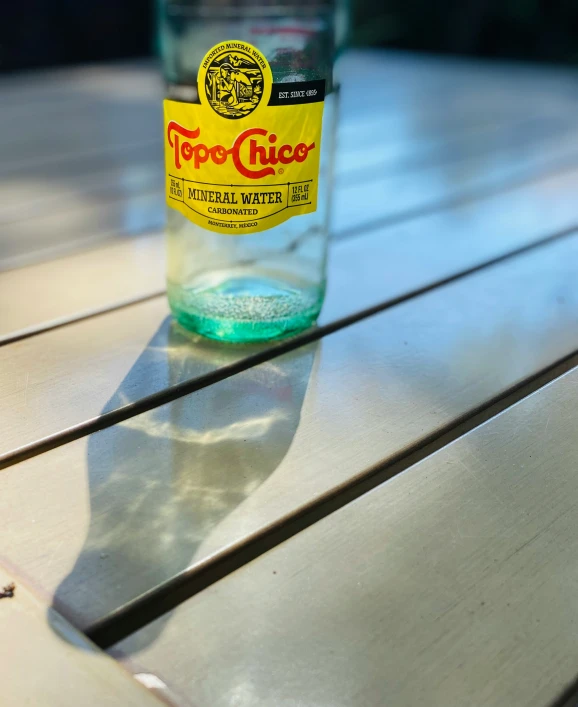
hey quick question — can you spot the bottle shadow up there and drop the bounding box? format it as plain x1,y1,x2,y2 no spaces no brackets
51,316,317,650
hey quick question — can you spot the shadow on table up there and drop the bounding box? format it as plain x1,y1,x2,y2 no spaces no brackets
51,316,317,650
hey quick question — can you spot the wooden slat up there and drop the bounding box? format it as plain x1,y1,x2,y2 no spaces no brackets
0,192,165,273
2,112,563,262
0,61,161,106
1,234,578,632
0,564,164,706
2,109,576,275
336,53,578,179
3,164,578,459
334,120,578,236
112,364,578,707
4,51,578,270
7,129,578,341
0,63,163,164
0,62,164,269
0,107,161,173
0,143,162,226
1,52,570,161
0,232,165,343
337,50,578,124
335,113,568,181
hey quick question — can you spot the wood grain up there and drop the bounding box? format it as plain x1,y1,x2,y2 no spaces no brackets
4,162,578,457
1,234,577,631
113,363,578,707
3,164,578,460
0,232,165,343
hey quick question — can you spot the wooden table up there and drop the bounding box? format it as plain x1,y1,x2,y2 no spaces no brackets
2,50,578,706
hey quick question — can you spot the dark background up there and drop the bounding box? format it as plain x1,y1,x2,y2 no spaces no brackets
1,0,155,72
2,0,578,73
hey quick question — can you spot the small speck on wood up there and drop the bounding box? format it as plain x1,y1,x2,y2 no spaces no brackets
0,583,15,599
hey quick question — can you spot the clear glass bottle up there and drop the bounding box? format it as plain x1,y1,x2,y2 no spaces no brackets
159,0,337,342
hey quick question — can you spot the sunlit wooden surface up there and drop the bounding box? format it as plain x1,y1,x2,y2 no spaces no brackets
113,366,578,707
0,563,164,706
2,233,578,631
2,50,578,706
4,167,578,460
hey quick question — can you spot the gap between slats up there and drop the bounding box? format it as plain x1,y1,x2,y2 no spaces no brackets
5,148,578,352
1,222,578,472
4,90,578,333
335,152,578,242
88,336,578,649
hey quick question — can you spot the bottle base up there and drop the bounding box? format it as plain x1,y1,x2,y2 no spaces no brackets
168,276,324,343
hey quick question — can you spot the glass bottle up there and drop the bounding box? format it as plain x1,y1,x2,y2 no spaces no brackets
159,0,337,342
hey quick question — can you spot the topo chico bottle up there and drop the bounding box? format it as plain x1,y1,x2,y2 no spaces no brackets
159,0,337,342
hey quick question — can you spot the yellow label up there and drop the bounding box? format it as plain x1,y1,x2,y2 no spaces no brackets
164,40,324,236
